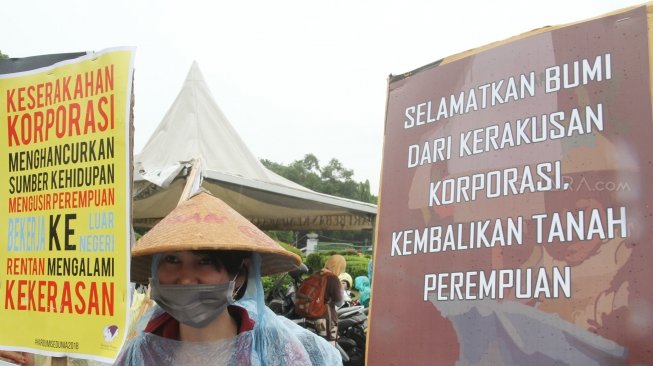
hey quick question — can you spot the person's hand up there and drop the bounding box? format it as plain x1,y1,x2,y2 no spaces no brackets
0,351,34,366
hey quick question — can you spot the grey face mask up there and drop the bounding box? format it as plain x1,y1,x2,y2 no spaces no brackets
150,276,238,328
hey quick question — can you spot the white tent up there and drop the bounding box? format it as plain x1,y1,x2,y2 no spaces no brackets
133,62,377,231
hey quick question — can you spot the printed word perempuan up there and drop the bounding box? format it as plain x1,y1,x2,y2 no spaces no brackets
423,266,571,301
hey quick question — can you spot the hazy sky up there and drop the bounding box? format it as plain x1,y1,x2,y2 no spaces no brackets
1,0,645,193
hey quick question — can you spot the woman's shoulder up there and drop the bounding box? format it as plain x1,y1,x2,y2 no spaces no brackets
318,270,339,281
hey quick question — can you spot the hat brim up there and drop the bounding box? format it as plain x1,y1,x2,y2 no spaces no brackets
130,191,301,283
131,250,300,283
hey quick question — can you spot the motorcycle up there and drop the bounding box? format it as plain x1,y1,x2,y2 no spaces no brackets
265,266,368,366
265,263,307,319
334,304,367,366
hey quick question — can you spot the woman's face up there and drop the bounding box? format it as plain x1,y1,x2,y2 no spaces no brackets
157,250,231,285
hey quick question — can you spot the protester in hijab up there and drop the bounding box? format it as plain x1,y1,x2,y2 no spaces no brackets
311,255,346,345
354,276,371,308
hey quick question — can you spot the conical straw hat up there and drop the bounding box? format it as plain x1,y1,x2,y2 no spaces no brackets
131,190,301,283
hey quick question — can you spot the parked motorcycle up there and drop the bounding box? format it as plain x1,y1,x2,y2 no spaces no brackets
334,305,367,366
265,265,368,366
265,263,307,319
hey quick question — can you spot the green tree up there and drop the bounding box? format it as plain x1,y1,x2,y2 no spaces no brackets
261,154,376,204
266,230,295,243
261,154,376,248
0,50,9,59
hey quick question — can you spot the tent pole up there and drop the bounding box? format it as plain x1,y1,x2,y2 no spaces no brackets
178,158,203,205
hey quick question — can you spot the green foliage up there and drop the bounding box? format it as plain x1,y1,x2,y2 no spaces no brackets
266,230,295,244
278,241,302,257
261,275,277,294
343,254,371,280
261,154,377,204
317,242,370,253
262,267,301,299
261,241,304,294
304,253,324,273
0,50,8,59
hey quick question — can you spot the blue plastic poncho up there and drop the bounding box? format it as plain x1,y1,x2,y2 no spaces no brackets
115,253,342,366
354,276,370,308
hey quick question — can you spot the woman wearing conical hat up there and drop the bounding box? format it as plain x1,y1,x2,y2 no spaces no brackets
116,191,341,365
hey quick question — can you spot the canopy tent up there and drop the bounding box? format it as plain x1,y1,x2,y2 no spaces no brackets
133,62,377,231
